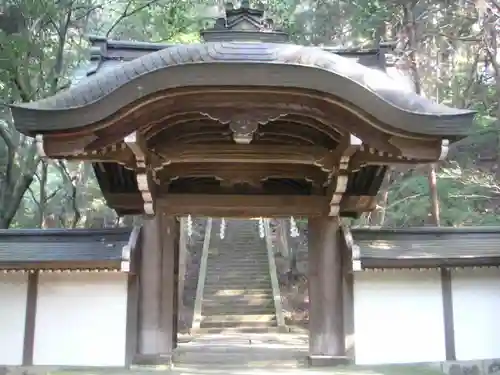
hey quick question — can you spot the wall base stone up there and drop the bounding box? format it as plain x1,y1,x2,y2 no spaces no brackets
3,359,500,375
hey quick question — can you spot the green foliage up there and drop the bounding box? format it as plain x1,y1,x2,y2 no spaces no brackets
1,0,500,228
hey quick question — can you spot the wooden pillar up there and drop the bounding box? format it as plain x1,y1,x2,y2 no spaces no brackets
342,227,355,360
177,217,188,313
307,216,348,366
137,213,179,365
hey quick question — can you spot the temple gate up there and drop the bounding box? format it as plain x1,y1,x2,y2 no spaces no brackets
9,1,474,366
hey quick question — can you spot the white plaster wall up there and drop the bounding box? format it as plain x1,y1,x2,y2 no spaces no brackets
34,272,128,367
452,268,500,361
0,273,28,365
354,270,445,365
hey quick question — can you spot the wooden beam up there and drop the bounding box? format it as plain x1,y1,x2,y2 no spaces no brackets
340,195,377,213
105,192,378,217
157,194,329,217
157,162,328,185
389,136,444,160
125,131,157,215
349,151,428,170
42,133,97,157
154,144,331,169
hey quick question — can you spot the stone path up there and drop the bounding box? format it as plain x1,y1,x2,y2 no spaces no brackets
174,332,308,368
18,333,446,375
171,333,444,375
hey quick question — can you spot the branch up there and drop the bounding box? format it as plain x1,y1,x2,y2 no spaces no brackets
105,0,161,37
0,124,14,151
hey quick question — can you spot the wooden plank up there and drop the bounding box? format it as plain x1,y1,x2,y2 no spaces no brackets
341,225,356,360
22,271,39,366
125,273,139,366
158,162,328,185
155,144,328,166
157,194,329,217
441,267,456,361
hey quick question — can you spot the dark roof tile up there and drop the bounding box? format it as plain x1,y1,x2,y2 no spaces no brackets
351,227,500,267
0,228,131,266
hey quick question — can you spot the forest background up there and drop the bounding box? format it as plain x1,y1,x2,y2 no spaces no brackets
0,0,498,229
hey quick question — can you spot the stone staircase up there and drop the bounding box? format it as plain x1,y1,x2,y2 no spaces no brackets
198,218,277,333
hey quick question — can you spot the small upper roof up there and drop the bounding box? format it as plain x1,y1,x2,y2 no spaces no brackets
0,227,132,270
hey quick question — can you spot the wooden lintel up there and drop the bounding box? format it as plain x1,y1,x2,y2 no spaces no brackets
104,192,377,216
157,194,329,217
157,162,328,185
64,151,135,165
154,144,329,168
42,133,98,157
388,136,442,160
340,195,377,213
350,151,430,170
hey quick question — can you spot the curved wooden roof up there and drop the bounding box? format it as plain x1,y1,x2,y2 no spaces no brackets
11,42,474,137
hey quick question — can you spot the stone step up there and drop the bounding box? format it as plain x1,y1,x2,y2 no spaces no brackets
204,280,272,285
207,258,268,262
207,257,268,262
201,294,274,302
202,296,274,303
202,314,276,324
204,277,269,282
207,259,269,273
205,268,270,274
205,274,268,279
204,280,271,285
202,308,275,316
202,304,274,312
206,264,269,270
200,320,277,329
203,290,273,299
203,288,273,295
202,301,275,309
207,254,268,259
173,347,305,367
189,326,285,335
204,284,272,290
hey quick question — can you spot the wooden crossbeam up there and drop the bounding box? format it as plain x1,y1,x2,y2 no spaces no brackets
157,194,329,217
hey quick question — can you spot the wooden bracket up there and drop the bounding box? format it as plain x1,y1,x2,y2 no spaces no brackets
439,139,449,161
35,135,47,159
326,134,362,216
125,131,157,215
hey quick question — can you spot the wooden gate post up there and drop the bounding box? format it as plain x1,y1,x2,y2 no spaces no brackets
307,216,349,366
137,213,178,365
